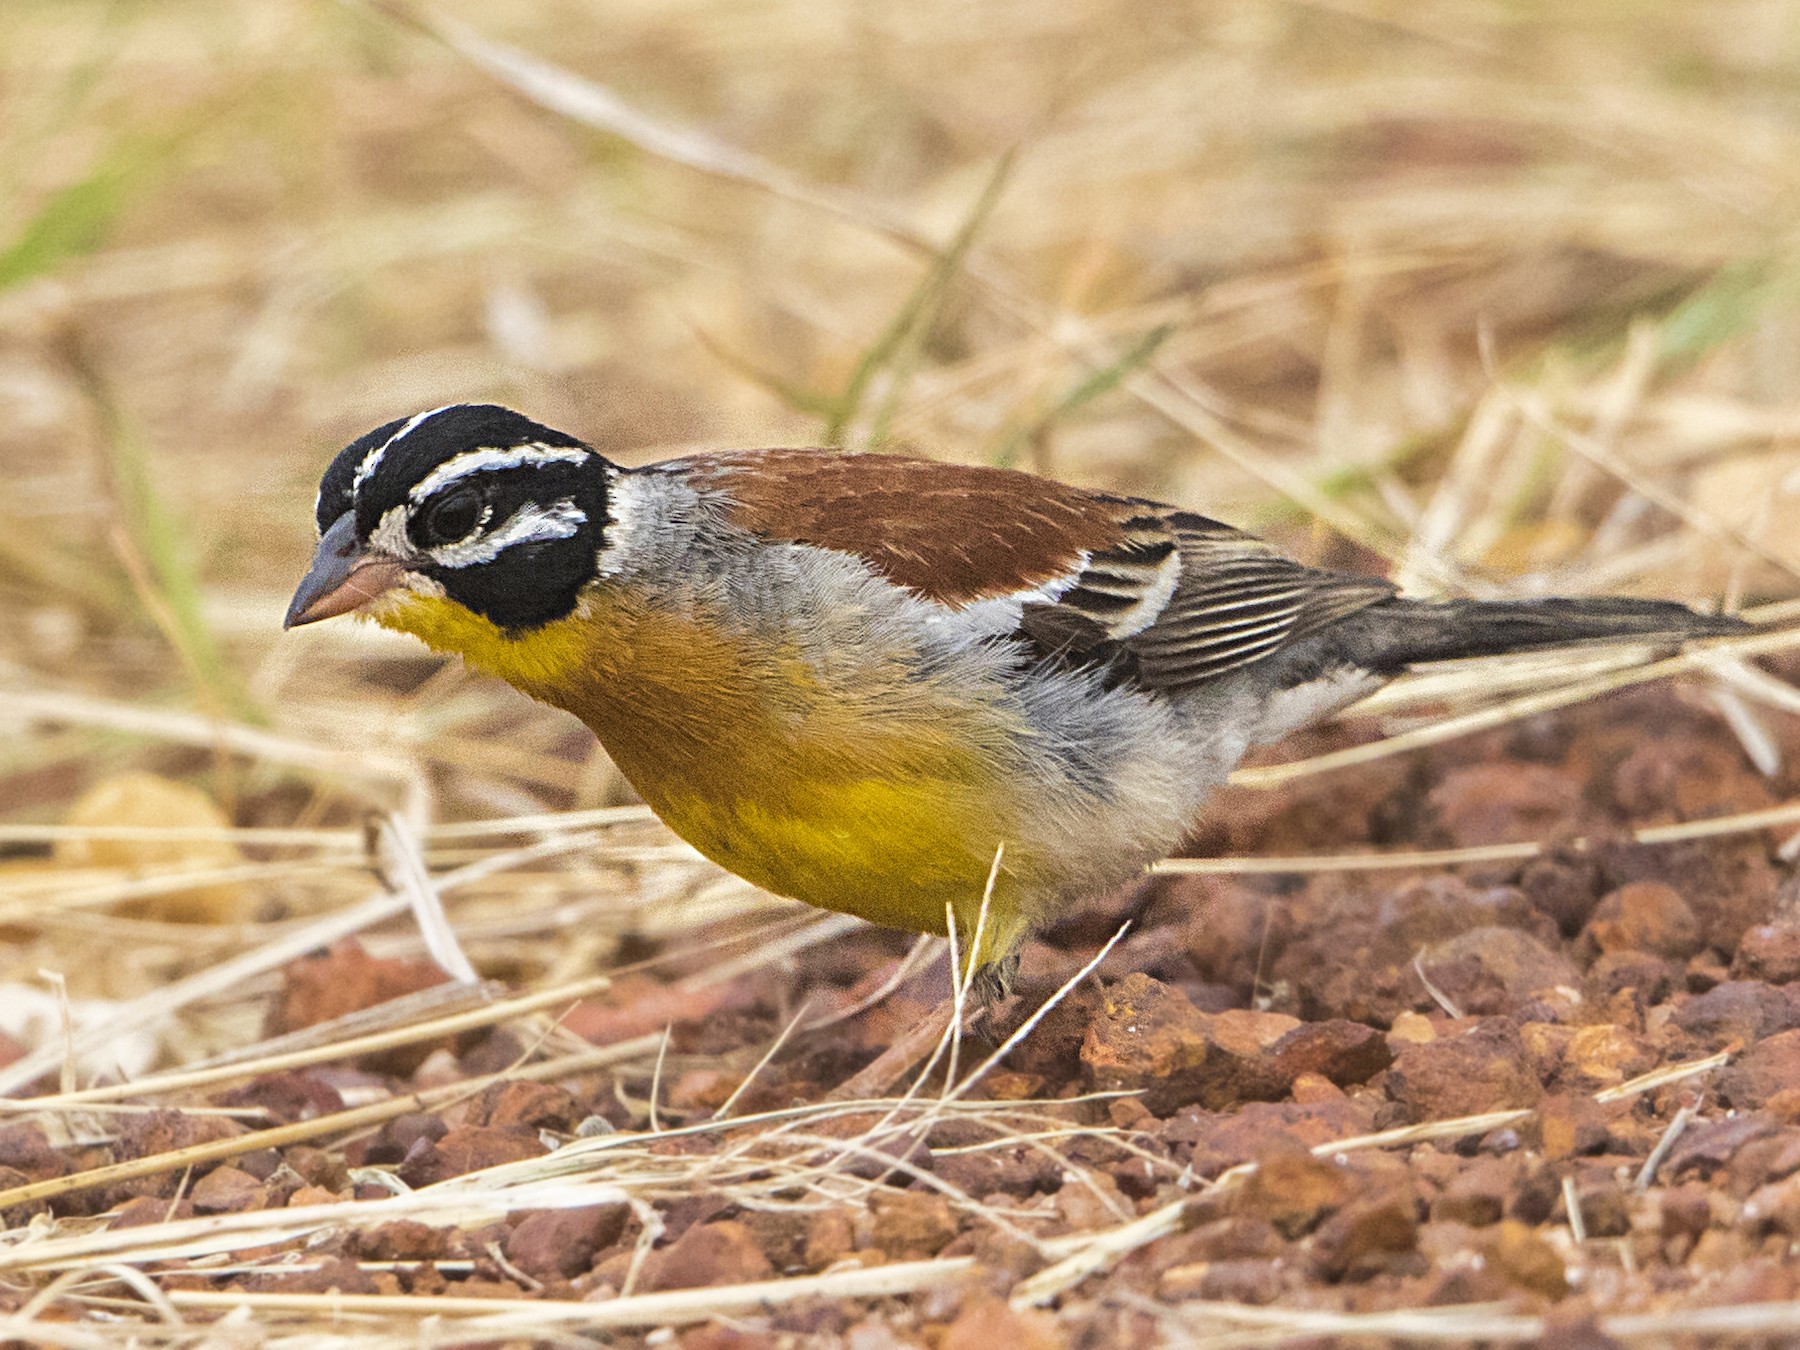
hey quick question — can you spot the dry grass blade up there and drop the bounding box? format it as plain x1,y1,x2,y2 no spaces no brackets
369,0,926,252
1156,798,1800,876
0,1038,661,1218
1231,624,1800,790
156,1259,978,1330
1142,1295,1800,1345
11,972,613,1108
0,828,616,1098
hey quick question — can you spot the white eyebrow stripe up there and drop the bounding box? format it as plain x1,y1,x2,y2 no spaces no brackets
353,404,464,496
409,444,591,503
427,499,587,568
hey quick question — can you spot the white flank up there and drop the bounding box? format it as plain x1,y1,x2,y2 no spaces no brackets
409,443,591,502
1254,667,1383,745
428,499,587,568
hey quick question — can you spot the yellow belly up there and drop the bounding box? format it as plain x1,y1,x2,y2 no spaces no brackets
369,587,1037,956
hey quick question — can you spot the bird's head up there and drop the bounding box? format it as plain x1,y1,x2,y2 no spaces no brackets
286,405,615,643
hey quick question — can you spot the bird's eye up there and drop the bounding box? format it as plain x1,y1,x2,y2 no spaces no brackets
422,489,484,544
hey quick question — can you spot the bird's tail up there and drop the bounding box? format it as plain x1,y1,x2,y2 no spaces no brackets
1363,595,1748,673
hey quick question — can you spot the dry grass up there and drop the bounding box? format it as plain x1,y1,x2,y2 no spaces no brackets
6,0,1800,1341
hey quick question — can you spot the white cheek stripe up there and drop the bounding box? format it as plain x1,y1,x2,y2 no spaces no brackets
409,444,591,503
428,499,587,568
370,505,419,561
353,404,464,497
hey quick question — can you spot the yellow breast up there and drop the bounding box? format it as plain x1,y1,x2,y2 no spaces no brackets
368,587,1037,959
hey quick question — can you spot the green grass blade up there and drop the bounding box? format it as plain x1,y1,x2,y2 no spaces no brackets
823,149,1016,447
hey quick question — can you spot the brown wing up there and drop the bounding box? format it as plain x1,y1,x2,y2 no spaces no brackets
676,448,1396,691
675,448,1123,605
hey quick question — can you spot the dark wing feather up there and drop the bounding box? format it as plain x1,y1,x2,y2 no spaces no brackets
1024,509,1397,692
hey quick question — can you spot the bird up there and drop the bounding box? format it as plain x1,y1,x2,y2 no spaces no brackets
286,403,1748,999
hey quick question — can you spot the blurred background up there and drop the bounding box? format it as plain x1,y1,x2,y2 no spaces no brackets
4,0,1800,1014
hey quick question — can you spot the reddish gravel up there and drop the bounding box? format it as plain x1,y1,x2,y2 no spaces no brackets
5,677,1800,1344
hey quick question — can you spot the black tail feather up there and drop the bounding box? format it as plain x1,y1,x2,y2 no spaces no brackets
1365,595,1748,673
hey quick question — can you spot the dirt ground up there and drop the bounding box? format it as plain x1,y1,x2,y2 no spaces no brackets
7,668,1800,1346
7,0,1800,1344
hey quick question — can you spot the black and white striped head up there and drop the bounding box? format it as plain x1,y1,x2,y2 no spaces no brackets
287,405,614,632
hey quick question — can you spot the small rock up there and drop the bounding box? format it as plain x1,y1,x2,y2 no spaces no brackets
118,1109,248,1161
1613,737,1775,823
1584,950,1676,1005
940,1297,1065,1350
1387,1011,1436,1046
219,1072,345,1125
352,1220,453,1262
107,1111,249,1202
1417,927,1579,1015
1264,1020,1393,1089
1569,1180,1631,1238
1734,923,1800,984
1658,1181,1713,1243
1489,1219,1569,1298
741,1210,812,1274
1675,982,1800,1045
1429,763,1586,847
241,1255,379,1295
1290,1073,1346,1104
1310,1195,1419,1281
668,1068,737,1115
395,1125,547,1187
1581,882,1701,960
108,1196,189,1228
1385,1022,1544,1121
1536,1094,1611,1160
1720,1031,1800,1111
1664,1115,1778,1180
190,1166,265,1214
1518,852,1608,936
0,1123,67,1180
1159,1257,1284,1303
868,1190,957,1260
505,1204,628,1280
56,772,247,923
282,1145,348,1193
805,1207,857,1271
0,1165,46,1224
641,1220,774,1291
468,1081,582,1133
353,1112,448,1168
1080,973,1298,1113
269,940,448,1069
1562,1024,1653,1091
1232,1145,1354,1237
1172,1098,1375,1177
1431,1155,1515,1226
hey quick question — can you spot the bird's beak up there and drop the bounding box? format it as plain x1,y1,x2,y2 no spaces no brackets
284,513,407,629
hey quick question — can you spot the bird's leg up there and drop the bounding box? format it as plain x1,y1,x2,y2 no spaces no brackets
826,949,1020,1100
